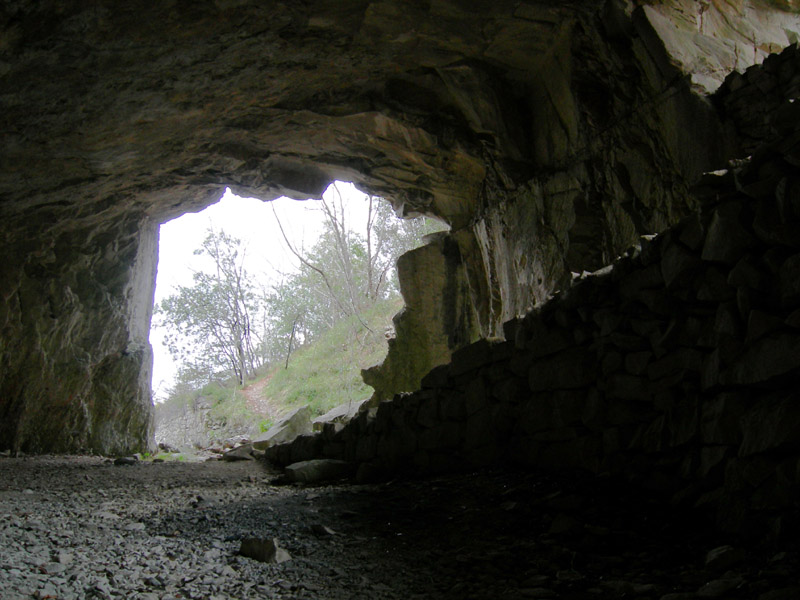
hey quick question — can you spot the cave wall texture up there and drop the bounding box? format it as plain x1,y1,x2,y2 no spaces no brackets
1,0,800,460
267,47,800,539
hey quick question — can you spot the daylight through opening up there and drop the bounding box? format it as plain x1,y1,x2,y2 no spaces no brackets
150,182,447,455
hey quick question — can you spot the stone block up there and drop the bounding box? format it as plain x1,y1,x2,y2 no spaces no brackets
701,393,746,445
420,364,450,389
697,266,736,302
536,435,602,472
714,302,743,338
581,389,606,431
516,396,554,434
661,242,703,289
728,254,766,290
528,329,573,359
635,289,674,316
697,446,730,480
450,338,491,377
285,459,355,483
663,397,699,447
746,310,785,342
701,202,756,265
739,395,800,457
465,377,489,416
531,427,578,443
778,252,800,308
312,398,368,432
464,407,496,449
289,434,324,464
604,373,651,401
719,333,800,386
529,348,596,391
646,348,703,380
678,213,706,251
441,422,462,449
440,392,468,421
601,350,623,376
491,376,526,405
355,434,378,462
252,406,313,450
593,309,623,336
416,397,439,428
624,350,652,375
322,442,344,459
610,331,648,351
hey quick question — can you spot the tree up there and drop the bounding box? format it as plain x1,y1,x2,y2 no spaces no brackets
267,190,447,365
155,229,262,386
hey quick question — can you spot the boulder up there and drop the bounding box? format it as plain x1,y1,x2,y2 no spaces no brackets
312,398,369,432
222,444,255,461
284,459,355,483
252,407,313,451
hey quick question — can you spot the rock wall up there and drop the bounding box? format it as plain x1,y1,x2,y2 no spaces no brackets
265,89,800,538
0,209,157,454
1,0,799,453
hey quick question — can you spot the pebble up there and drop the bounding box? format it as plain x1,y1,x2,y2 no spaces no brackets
0,456,797,600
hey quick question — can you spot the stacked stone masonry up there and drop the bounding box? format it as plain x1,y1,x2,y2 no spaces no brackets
267,54,800,539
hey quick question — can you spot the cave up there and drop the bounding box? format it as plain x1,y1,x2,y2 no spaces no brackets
3,0,800,561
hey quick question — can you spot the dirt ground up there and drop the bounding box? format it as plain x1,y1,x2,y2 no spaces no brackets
0,455,798,600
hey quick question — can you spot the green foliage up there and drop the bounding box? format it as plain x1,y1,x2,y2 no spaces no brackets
155,188,448,440
258,418,274,432
257,296,403,416
155,229,263,386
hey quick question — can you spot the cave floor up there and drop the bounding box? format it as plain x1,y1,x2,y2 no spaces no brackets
0,456,797,600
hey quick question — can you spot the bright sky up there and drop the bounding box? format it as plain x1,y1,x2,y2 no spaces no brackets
149,182,372,401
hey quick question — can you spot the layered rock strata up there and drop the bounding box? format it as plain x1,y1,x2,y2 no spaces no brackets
265,83,800,538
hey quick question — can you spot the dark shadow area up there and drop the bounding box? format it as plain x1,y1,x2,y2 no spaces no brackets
2,457,799,599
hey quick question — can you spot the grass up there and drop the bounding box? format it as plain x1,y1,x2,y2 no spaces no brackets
255,296,402,417
155,296,402,442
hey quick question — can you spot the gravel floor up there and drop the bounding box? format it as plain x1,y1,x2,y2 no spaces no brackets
0,455,798,600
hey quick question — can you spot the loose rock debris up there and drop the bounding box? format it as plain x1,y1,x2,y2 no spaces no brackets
0,455,798,599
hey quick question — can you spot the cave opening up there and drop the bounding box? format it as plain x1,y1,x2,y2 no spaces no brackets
150,181,447,454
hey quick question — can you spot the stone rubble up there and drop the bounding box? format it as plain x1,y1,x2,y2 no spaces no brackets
1,455,799,600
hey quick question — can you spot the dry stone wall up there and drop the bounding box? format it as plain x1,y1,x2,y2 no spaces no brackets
266,95,800,539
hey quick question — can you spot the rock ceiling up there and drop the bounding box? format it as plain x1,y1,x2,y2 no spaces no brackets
2,0,800,453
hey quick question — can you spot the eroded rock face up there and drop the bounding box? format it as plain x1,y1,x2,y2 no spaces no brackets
1,0,798,452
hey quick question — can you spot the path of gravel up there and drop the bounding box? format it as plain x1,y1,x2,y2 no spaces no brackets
0,455,798,600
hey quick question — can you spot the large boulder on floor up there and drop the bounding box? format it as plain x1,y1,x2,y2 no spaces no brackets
252,407,313,450
284,459,355,483
312,398,369,432
222,444,255,461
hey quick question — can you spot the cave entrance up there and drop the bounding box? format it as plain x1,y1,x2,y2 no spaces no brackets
150,182,444,454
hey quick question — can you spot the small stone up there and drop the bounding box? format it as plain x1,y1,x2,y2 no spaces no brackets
696,575,744,598
284,459,355,483
239,537,292,564
310,524,337,537
705,545,745,571
222,444,254,461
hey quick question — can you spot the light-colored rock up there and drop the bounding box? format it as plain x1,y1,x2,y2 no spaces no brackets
222,444,254,461
252,407,312,451
238,537,292,564
312,398,369,432
284,459,355,483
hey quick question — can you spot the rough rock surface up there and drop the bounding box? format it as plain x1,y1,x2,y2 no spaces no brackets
4,0,797,453
252,406,313,451
2,455,799,600
266,49,800,539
